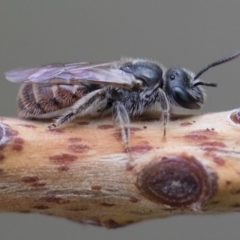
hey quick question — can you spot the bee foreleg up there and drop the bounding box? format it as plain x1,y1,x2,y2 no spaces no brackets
48,89,106,129
112,101,131,152
157,88,170,137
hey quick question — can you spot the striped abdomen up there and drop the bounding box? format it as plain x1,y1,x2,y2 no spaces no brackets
17,82,89,118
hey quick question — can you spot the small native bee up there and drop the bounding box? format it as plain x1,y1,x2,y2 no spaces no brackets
5,50,240,149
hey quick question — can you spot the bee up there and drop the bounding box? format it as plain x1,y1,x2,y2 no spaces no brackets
5,50,240,149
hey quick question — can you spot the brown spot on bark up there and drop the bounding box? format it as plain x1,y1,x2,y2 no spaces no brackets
113,127,141,140
48,129,64,134
12,144,23,151
231,203,240,208
22,176,39,183
14,137,24,144
230,109,240,124
204,147,221,152
49,154,77,164
0,154,5,161
98,124,114,129
180,122,192,126
100,202,115,207
200,141,226,148
126,164,134,171
212,155,225,166
9,130,19,136
112,130,121,141
130,141,153,153
143,126,147,129
58,165,70,171
68,144,90,153
184,129,217,142
67,206,88,211
130,127,142,132
20,124,37,129
226,180,231,185
33,205,49,210
137,155,218,208
40,195,69,204
102,219,121,228
0,168,4,174
91,185,102,191
129,196,139,203
77,121,89,125
68,137,82,142
205,151,225,166
184,133,208,141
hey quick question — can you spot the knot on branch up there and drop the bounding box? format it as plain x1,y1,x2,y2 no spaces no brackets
137,155,218,210
230,109,240,125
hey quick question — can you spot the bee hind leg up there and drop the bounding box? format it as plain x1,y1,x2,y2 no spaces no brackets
48,89,106,129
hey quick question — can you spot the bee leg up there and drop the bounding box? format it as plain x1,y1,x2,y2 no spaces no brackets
48,89,106,129
112,101,133,162
157,88,170,137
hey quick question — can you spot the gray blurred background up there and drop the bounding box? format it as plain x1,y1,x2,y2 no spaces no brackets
1,1,240,239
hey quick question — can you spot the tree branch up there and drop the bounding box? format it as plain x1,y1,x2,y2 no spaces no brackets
0,109,240,228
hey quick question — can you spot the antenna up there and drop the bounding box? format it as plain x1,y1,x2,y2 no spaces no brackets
194,50,240,80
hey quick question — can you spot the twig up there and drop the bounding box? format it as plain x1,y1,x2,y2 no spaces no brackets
0,109,240,228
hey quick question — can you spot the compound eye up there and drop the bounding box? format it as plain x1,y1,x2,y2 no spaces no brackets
172,87,200,109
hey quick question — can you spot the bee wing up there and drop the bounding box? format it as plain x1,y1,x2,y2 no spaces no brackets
5,61,141,89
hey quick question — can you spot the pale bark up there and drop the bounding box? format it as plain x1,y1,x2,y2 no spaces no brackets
0,109,240,228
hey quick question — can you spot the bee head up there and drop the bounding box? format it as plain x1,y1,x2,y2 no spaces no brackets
165,49,240,109
164,68,216,109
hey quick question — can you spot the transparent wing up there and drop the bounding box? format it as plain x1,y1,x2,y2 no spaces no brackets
5,61,141,89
